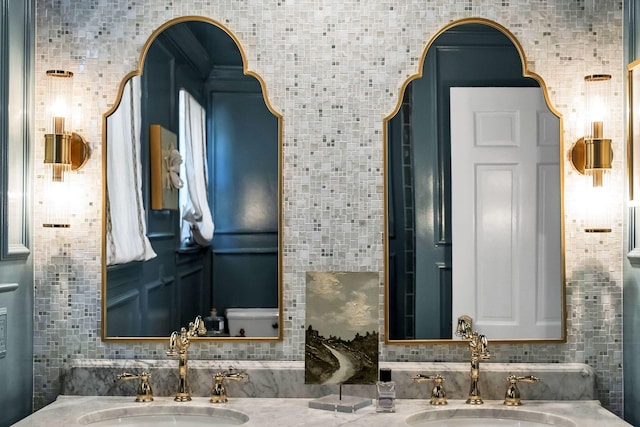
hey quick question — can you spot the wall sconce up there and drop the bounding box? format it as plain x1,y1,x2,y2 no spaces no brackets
43,70,90,228
569,74,613,233
44,69,90,182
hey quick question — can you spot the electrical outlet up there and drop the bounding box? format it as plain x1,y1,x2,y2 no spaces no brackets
0,307,6,358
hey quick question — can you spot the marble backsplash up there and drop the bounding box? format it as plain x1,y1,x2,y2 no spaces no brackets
61,360,595,403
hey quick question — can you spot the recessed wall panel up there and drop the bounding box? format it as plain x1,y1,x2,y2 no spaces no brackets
475,165,517,322
537,163,562,325
474,111,519,147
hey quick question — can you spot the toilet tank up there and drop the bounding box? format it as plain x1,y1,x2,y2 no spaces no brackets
225,308,279,337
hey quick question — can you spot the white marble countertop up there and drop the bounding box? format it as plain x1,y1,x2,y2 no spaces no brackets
12,396,631,426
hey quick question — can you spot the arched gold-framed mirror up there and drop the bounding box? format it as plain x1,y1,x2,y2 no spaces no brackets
384,18,566,344
101,16,283,342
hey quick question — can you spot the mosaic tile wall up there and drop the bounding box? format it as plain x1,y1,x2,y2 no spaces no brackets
33,0,625,416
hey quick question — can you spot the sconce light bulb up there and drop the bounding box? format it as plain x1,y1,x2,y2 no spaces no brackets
584,74,612,136
46,69,74,134
42,168,72,228
582,167,612,233
51,99,69,124
587,99,606,126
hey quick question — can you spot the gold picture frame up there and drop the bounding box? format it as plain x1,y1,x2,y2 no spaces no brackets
149,124,180,210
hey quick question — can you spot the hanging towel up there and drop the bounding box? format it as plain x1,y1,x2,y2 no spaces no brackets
179,89,214,246
106,76,157,265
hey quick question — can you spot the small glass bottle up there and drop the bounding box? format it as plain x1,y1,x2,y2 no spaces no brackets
204,308,225,335
376,368,396,412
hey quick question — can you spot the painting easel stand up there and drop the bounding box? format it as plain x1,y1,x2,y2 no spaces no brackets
308,384,372,413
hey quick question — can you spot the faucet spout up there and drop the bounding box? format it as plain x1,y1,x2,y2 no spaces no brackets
455,315,490,405
166,315,206,402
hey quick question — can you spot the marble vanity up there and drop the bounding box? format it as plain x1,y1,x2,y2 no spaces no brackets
11,360,627,426
13,396,629,426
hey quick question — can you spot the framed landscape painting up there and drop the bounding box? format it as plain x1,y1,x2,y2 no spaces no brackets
304,272,379,385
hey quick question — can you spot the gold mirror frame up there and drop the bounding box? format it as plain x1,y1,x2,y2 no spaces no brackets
101,16,283,342
627,59,640,204
627,59,640,259
383,17,567,344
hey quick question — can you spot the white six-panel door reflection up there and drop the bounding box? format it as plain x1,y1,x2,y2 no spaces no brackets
450,87,562,340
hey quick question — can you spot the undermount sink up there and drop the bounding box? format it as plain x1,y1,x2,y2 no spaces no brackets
407,418,557,427
405,408,576,427
77,405,249,426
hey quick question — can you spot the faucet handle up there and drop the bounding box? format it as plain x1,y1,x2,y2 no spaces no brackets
225,371,247,381
117,372,154,402
504,374,540,406
411,373,447,405
210,370,247,403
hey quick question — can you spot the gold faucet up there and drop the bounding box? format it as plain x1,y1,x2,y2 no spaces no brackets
210,370,247,403
455,315,491,405
166,315,207,401
117,372,154,402
411,373,447,405
504,375,540,406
